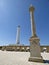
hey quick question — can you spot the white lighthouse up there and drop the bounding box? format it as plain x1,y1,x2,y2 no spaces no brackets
16,25,20,45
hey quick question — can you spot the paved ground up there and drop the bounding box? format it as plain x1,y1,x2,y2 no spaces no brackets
0,50,49,65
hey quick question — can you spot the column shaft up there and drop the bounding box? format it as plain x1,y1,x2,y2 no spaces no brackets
30,11,36,36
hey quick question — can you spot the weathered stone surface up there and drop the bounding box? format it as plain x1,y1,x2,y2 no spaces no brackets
29,5,43,62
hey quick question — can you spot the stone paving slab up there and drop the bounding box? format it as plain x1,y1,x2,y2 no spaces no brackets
0,50,49,65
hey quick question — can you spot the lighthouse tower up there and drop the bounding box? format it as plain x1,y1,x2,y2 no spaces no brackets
16,25,20,45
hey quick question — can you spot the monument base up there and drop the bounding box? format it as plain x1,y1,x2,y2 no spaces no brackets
29,57,43,63
28,36,44,63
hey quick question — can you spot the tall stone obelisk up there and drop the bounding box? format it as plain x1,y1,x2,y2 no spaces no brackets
28,5,43,62
16,25,20,45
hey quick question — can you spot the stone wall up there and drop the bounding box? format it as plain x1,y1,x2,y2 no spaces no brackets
0,45,49,52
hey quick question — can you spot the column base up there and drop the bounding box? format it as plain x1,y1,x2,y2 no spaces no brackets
28,57,44,63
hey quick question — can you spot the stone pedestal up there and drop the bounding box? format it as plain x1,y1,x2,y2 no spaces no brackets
29,36,43,62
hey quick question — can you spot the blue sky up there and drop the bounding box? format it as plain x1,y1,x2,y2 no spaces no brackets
0,0,49,46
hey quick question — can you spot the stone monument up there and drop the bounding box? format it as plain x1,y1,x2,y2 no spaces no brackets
28,5,43,62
